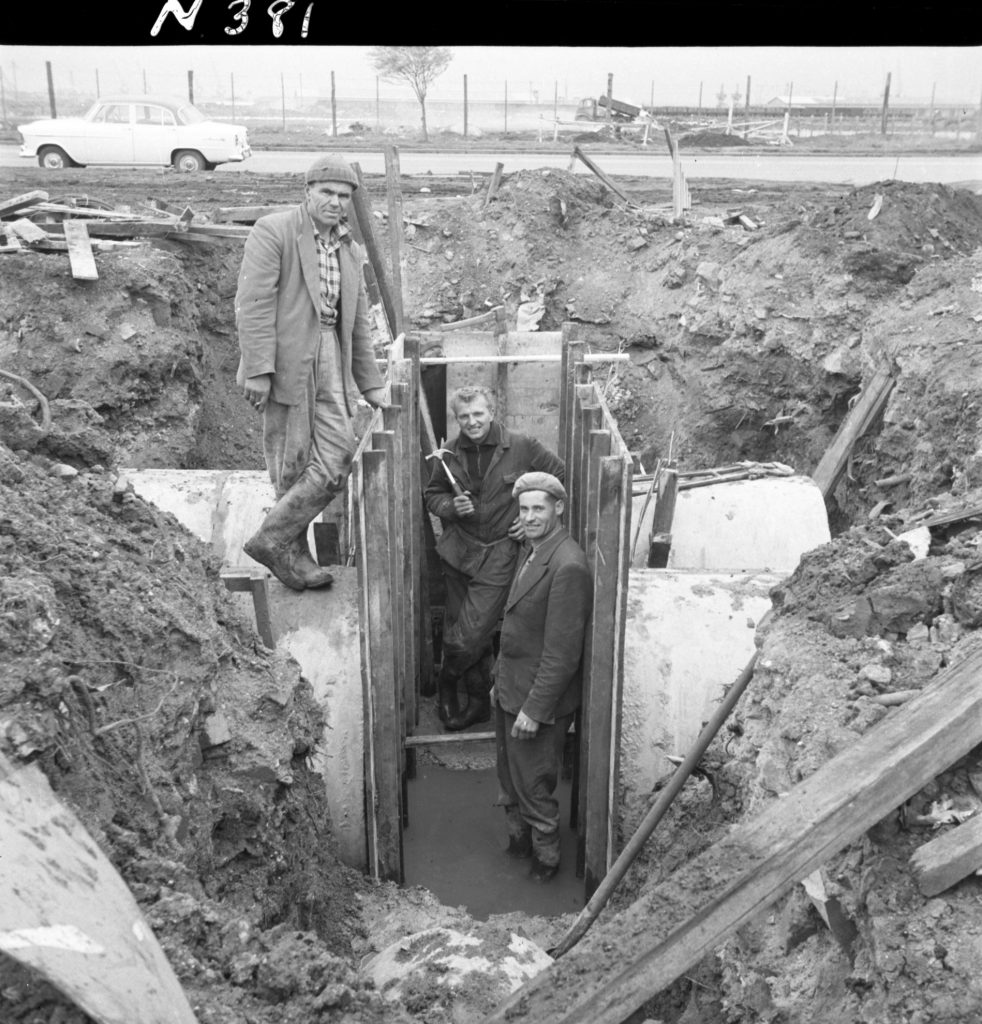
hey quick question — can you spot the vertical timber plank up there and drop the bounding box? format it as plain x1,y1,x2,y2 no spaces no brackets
583,455,631,897
574,392,601,547
362,448,404,883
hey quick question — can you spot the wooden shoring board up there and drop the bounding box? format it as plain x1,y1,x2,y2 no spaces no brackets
352,162,399,341
62,219,98,281
489,645,982,1024
558,327,583,466
563,350,588,541
575,428,611,878
384,146,406,336
385,393,418,739
359,448,404,882
588,378,631,457
648,468,679,568
574,390,601,547
812,365,895,497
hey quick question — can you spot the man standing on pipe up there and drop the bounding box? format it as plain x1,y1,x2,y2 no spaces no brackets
424,386,564,731
235,154,388,590
495,472,591,881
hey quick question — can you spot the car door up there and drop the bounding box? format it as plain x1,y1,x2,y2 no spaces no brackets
81,102,135,164
132,103,177,165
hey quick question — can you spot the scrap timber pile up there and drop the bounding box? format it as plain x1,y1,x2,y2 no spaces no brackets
2,158,982,1024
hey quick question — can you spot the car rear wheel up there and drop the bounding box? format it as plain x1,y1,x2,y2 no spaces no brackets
38,146,73,169
173,149,206,172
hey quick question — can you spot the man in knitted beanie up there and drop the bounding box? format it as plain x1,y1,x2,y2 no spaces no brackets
235,154,387,590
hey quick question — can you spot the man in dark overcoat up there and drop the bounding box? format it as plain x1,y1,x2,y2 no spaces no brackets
493,471,592,881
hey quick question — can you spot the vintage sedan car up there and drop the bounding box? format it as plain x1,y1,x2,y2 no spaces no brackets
18,95,251,171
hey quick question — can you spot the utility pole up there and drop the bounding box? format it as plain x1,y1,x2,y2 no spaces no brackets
230,72,235,119
95,68,100,97
187,69,194,104
830,80,838,134
280,72,285,130
143,69,148,94
46,61,56,119
504,80,508,134
606,72,613,122
880,71,891,135
698,81,703,114
375,75,380,131
463,74,469,138
745,74,751,113
0,68,6,128
929,81,936,136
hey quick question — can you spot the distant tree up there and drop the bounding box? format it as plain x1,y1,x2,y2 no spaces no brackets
369,46,453,142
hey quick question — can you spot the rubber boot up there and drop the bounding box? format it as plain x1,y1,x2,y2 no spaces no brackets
445,651,492,732
244,479,331,591
436,663,461,725
290,534,334,589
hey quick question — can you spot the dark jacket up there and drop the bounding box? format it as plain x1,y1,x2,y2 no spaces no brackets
424,424,565,575
234,205,384,411
494,527,592,724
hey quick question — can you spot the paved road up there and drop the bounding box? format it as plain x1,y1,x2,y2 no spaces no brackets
2,144,980,186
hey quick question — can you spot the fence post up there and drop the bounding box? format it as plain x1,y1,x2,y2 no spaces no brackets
331,70,337,137
45,61,56,119
880,71,891,135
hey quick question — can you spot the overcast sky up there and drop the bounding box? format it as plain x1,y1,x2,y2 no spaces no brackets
1,45,979,107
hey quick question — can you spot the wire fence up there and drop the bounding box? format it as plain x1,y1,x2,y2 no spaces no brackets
2,60,980,141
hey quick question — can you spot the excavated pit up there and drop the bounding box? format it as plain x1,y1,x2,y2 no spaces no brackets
3,164,982,1023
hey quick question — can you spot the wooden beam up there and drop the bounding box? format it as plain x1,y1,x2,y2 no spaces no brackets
572,147,630,204
812,365,896,497
909,811,982,897
351,161,399,340
220,569,274,648
489,644,982,1024
433,305,505,332
405,731,495,747
213,204,295,223
648,468,678,568
0,190,49,218
62,220,98,281
41,220,188,238
384,146,406,336
419,354,629,366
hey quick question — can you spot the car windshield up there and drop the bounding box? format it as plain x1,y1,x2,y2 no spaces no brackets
176,104,206,126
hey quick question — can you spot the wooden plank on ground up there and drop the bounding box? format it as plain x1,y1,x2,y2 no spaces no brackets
0,190,49,218
62,220,98,281
489,644,982,1024
6,218,49,243
812,365,895,497
909,811,982,897
42,220,188,238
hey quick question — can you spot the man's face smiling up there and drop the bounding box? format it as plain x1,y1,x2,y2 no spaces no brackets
454,397,493,444
519,490,563,544
306,179,352,232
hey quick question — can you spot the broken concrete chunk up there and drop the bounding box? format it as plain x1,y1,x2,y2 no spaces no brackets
859,664,893,687
48,463,79,479
696,261,722,288
202,711,232,748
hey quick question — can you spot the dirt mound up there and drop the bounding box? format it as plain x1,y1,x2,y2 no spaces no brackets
678,130,750,148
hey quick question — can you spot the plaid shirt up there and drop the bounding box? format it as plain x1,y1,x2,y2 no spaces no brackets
313,221,348,326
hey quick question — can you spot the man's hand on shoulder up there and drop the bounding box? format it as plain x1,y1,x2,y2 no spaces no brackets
362,387,389,410
507,515,526,541
244,374,272,414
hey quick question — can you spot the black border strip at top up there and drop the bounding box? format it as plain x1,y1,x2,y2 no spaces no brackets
2,4,980,47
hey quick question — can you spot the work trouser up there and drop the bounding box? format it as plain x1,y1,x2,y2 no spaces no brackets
495,703,574,867
262,328,356,507
440,536,518,681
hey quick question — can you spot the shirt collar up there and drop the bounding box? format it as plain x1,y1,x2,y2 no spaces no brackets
459,421,500,449
307,208,349,247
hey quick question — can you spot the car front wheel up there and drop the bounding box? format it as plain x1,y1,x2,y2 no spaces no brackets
173,149,206,172
38,146,73,169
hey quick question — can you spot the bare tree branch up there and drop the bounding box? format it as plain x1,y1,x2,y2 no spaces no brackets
369,46,453,142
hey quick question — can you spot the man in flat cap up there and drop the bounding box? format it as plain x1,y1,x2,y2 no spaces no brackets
493,471,591,882
235,154,387,589
424,385,564,731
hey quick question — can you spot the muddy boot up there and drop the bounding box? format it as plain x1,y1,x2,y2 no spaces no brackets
244,479,330,591
436,664,461,725
529,830,560,882
290,534,334,589
445,655,492,732
504,806,532,858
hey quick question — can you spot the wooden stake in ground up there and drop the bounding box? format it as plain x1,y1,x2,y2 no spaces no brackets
483,162,505,209
62,220,99,280
571,147,629,204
